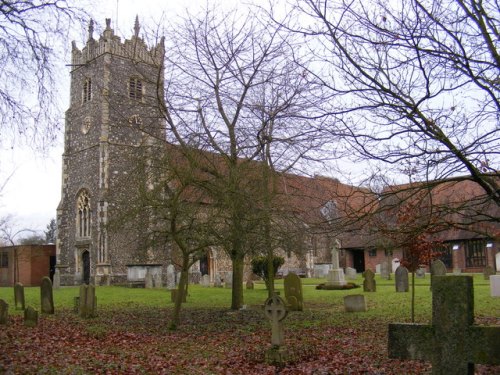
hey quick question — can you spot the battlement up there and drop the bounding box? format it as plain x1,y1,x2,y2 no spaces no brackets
71,17,164,69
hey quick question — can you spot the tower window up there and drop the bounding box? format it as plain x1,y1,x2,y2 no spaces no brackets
129,77,143,100
83,78,92,103
77,190,91,238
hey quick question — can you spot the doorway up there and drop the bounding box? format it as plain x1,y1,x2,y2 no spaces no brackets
352,250,365,273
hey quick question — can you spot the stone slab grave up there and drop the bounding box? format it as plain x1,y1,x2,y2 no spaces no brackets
264,293,289,364
284,272,303,311
166,265,176,289
344,294,367,312
363,269,376,292
345,267,357,280
395,265,409,292
389,276,500,375
14,282,25,310
490,275,500,297
0,299,8,324
79,284,96,318
40,276,54,314
416,267,426,279
430,260,447,291
24,306,38,327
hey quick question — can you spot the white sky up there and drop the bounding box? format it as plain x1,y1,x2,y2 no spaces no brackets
0,0,264,236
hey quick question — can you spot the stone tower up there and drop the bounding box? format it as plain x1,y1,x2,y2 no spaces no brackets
56,18,168,285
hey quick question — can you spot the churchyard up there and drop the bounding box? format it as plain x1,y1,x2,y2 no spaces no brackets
0,274,499,374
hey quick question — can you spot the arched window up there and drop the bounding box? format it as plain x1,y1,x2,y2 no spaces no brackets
77,190,91,238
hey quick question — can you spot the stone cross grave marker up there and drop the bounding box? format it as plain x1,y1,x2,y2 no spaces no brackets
430,259,446,291
79,284,96,318
14,282,25,310
395,265,409,292
40,276,54,314
388,276,500,375
264,293,288,346
284,272,303,311
24,306,38,327
363,269,376,292
0,299,8,325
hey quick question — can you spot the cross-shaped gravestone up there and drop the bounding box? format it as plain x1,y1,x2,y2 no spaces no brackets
389,276,500,375
264,293,288,346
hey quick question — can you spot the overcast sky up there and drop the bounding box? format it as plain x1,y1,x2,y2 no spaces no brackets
0,0,265,237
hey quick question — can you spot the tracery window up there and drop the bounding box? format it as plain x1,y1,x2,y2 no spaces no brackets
83,78,92,103
77,190,91,238
129,77,143,100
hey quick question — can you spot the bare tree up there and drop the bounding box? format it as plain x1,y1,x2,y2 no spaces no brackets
0,0,88,147
160,6,327,309
281,0,499,213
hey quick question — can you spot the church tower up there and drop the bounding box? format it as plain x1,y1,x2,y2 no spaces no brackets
56,18,168,285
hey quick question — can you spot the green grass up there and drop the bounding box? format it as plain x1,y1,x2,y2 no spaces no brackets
1,273,497,323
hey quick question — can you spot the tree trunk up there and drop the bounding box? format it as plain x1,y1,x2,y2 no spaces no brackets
170,260,189,330
231,253,245,310
411,271,415,323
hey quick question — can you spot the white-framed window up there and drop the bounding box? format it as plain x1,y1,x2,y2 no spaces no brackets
129,77,143,101
77,190,91,238
83,78,92,103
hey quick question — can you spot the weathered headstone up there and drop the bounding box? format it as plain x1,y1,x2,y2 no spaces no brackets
392,258,400,272
145,269,153,289
201,274,210,287
0,299,8,324
24,306,38,327
40,276,54,314
395,266,409,292
430,260,447,291
166,265,176,289
264,293,289,364
79,284,96,318
224,272,233,289
153,273,162,288
363,269,376,292
380,262,390,280
213,273,222,288
416,267,426,279
490,275,500,297
453,268,462,275
53,267,61,289
483,265,495,280
343,294,367,312
284,272,303,311
246,280,254,290
389,276,500,374
176,272,181,286
14,282,25,310
345,267,357,280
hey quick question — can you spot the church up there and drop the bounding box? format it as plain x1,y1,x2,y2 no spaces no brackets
55,19,499,287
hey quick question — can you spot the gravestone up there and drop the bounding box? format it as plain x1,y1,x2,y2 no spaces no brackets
246,280,254,290
153,273,162,288
483,266,495,280
380,262,390,280
0,299,8,325
176,272,181,286
453,268,462,275
145,269,153,288
53,267,61,289
375,264,381,274
14,282,25,310
490,275,500,297
496,253,500,272
40,276,54,314
389,276,500,374
201,274,210,287
224,272,233,289
264,293,289,364
345,267,357,280
166,265,176,289
284,272,303,311
344,295,366,312
24,306,38,327
430,259,447,291
326,239,346,286
363,269,376,292
213,273,222,288
395,266,409,292
416,268,426,279
79,284,96,318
